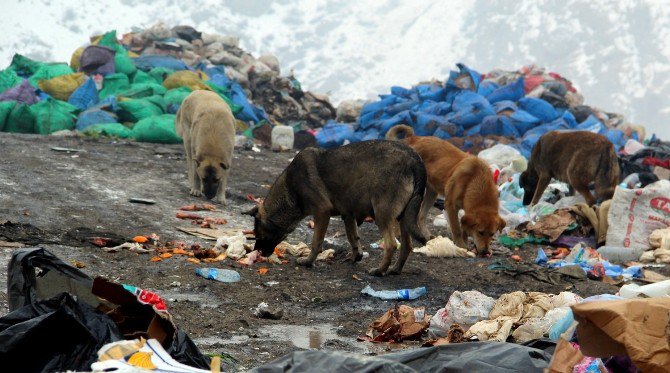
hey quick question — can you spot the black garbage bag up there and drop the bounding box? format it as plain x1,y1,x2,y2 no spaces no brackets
3,248,211,371
0,293,123,372
250,340,554,373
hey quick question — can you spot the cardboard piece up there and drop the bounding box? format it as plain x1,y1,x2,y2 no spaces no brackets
571,298,670,371
360,304,429,342
524,209,576,242
176,226,250,240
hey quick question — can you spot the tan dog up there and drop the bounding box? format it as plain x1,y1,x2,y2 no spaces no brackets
175,90,235,204
386,125,505,256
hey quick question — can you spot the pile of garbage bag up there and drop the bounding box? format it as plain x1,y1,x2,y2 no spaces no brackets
0,22,335,144
318,63,645,156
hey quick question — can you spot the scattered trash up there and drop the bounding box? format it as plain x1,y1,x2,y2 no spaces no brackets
102,242,153,253
359,304,430,342
50,146,83,153
360,285,426,300
412,236,475,258
128,197,156,205
619,279,670,298
179,203,217,211
195,267,240,283
429,291,496,337
253,302,284,320
258,267,269,275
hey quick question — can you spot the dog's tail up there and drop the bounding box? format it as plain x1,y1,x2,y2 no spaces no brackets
595,144,621,201
385,124,415,141
400,151,429,245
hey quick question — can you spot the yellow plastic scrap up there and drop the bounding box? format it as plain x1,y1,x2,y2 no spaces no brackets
70,47,85,70
37,72,87,101
97,339,144,361
162,70,211,91
127,351,156,370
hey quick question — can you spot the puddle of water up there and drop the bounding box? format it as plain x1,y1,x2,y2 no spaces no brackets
194,335,250,346
259,323,340,349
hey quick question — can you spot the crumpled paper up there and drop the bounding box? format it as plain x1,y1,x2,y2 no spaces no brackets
359,304,429,342
413,236,475,258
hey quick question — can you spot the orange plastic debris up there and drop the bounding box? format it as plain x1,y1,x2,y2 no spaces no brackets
159,253,173,259
510,254,522,262
133,236,149,243
171,248,191,256
150,257,162,262
258,267,269,275
273,247,284,258
186,258,201,264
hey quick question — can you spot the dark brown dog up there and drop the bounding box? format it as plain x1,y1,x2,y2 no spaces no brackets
519,131,620,206
243,140,428,276
386,125,505,256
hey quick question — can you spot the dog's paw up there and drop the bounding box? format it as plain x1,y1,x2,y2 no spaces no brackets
297,257,314,267
386,266,403,276
216,196,227,205
367,267,385,277
343,252,363,263
190,189,202,197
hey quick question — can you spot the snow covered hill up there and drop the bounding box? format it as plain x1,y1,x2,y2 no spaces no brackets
1,0,668,137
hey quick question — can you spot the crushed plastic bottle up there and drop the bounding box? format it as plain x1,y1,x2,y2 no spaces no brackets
361,285,426,300
195,267,240,283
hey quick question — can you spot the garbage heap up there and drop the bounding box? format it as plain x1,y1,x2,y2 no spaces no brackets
0,22,335,144
317,63,646,157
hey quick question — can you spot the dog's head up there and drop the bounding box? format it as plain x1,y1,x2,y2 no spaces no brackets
519,170,537,206
461,213,506,257
242,204,287,256
195,158,229,200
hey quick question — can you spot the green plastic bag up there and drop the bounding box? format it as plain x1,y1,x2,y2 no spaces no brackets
5,103,36,133
99,73,131,99
28,64,74,87
148,67,174,84
117,95,166,123
164,87,192,106
98,30,126,54
30,98,78,134
9,54,44,76
114,52,137,77
0,101,17,131
498,234,548,248
132,70,160,85
117,83,167,99
131,114,181,144
0,69,22,93
83,122,132,138
205,81,242,114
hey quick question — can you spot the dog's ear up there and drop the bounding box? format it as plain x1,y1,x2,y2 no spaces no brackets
242,205,259,217
461,214,476,229
497,217,506,232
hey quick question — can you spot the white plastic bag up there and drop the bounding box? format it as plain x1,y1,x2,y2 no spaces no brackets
429,290,496,337
478,144,524,170
215,234,247,260
619,280,670,298
512,307,570,343
606,180,670,250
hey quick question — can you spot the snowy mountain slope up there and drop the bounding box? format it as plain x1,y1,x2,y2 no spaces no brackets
1,0,668,137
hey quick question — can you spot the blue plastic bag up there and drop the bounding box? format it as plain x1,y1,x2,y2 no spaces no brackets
416,101,451,116
379,111,412,135
68,78,99,111
416,85,445,101
132,55,191,72
576,115,606,134
486,77,525,104
477,80,499,97
517,97,558,122
480,115,520,137
316,122,354,148
412,112,446,136
448,91,495,128
433,122,464,140
390,86,413,98
509,110,541,135
446,63,481,91
76,109,117,130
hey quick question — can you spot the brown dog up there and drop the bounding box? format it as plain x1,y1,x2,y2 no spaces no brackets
519,131,620,206
175,90,235,204
243,140,428,276
386,125,505,256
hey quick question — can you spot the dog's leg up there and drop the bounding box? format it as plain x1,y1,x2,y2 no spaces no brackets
418,187,438,239
387,224,412,275
297,212,329,267
184,140,202,197
530,174,551,205
446,206,466,248
343,215,363,262
215,172,228,205
369,223,396,276
573,183,596,206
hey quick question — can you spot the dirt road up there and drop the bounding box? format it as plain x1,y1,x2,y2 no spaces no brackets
0,133,618,369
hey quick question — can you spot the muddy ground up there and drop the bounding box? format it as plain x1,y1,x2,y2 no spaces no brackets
0,133,621,370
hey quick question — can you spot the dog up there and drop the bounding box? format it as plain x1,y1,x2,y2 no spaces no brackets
243,140,428,276
520,131,620,207
386,125,505,256
175,90,235,204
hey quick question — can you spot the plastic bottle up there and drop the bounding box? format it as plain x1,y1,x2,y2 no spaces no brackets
271,125,294,151
195,268,240,283
597,246,647,264
361,285,426,300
